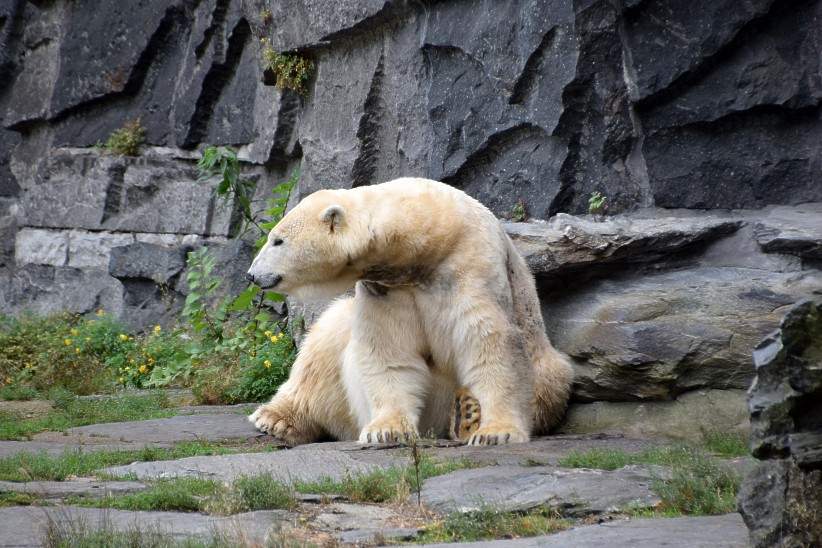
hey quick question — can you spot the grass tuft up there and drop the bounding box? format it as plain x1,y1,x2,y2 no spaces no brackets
418,506,569,543
0,392,176,440
702,431,749,457
294,454,476,504
558,445,741,516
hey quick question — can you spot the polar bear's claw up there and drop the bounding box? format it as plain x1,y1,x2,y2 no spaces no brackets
359,415,418,445
466,423,528,445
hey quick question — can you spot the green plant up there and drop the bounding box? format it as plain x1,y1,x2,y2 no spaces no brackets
260,38,313,95
588,191,607,216
102,119,145,156
652,449,740,515
260,8,273,25
510,200,527,222
185,147,298,403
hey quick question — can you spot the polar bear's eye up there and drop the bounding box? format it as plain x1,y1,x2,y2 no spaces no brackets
272,238,284,246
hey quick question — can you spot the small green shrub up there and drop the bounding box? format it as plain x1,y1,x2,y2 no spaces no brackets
510,200,527,222
102,119,145,156
588,191,607,216
0,312,131,395
260,38,313,95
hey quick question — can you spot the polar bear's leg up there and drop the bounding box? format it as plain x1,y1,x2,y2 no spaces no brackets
346,283,431,444
249,298,359,444
454,300,534,445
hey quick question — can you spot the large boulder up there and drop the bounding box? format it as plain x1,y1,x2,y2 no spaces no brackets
739,299,822,547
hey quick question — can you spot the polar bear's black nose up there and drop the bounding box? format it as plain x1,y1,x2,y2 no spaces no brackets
270,275,282,288
246,272,255,283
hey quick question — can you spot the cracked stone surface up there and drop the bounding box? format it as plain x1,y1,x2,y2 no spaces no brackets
419,464,664,516
66,413,261,444
0,479,147,499
99,435,659,482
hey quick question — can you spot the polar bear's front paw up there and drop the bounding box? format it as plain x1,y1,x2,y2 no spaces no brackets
358,414,418,444
249,401,304,446
466,422,528,446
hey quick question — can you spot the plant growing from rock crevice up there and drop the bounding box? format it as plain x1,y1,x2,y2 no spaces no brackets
588,191,607,217
259,37,314,95
101,119,146,156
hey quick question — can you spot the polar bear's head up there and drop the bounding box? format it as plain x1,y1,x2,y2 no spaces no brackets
246,189,367,300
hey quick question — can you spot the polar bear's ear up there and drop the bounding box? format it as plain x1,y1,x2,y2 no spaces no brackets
319,204,345,232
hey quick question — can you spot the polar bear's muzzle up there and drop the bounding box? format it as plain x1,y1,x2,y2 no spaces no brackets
246,271,282,290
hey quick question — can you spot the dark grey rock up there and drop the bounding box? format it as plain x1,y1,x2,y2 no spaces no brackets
419,464,663,516
313,502,396,531
68,414,260,444
0,506,290,548
421,514,750,548
624,0,776,102
739,299,822,547
544,266,821,401
20,149,234,236
0,440,165,459
109,242,186,284
559,389,750,443
752,203,822,260
101,446,386,483
339,527,421,544
505,212,741,278
0,479,147,499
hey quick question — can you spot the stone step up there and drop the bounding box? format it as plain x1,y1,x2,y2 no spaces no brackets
420,514,750,547
419,464,667,516
0,479,146,499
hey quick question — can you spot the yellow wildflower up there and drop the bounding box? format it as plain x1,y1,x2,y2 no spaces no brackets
70,328,79,336
75,348,81,354
269,336,277,343
264,330,273,337
153,325,162,334
118,377,124,383
138,365,148,374
263,360,272,369
64,338,72,346
85,337,91,342
124,367,131,372
148,357,155,364
118,334,129,341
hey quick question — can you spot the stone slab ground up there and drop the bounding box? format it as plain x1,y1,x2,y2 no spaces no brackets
0,411,754,546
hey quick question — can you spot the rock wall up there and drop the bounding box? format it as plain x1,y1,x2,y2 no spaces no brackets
739,299,822,547
1,1,821,420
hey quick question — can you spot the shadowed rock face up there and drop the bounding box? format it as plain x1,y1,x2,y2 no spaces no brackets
739,300,822,548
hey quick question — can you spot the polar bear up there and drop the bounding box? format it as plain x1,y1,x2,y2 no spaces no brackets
247,178,572,445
